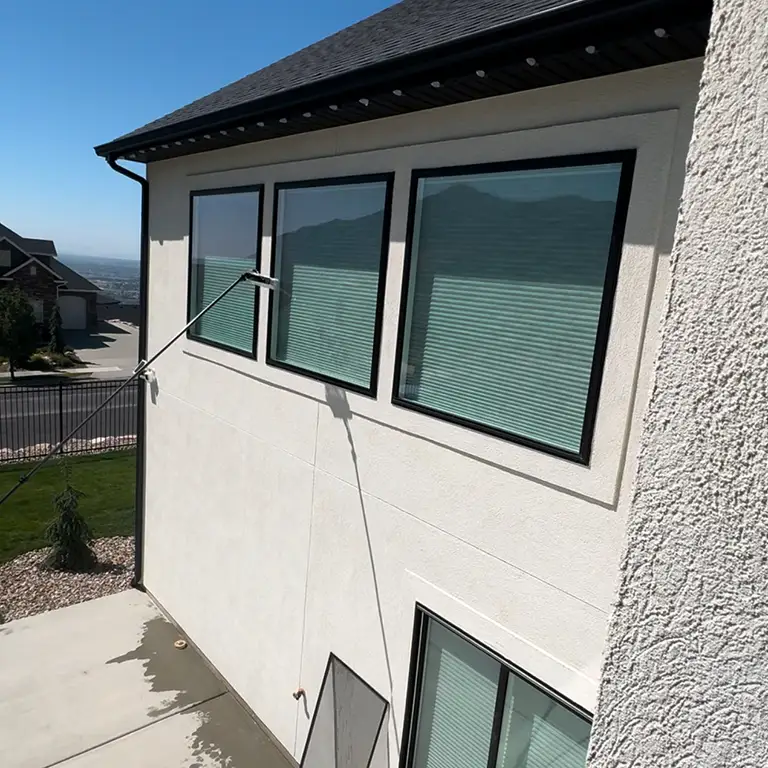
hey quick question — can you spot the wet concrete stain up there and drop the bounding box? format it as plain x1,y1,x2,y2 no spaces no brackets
106,616,223,718
187,695,295,768
106,615,294,767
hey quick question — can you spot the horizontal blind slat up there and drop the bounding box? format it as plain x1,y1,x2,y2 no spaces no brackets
271,185,388,388
189,190,261,353
400,166,624,454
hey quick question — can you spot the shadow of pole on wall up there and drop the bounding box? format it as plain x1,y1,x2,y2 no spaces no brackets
323,384,401,754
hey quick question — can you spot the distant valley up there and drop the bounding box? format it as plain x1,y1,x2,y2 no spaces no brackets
60,254,140,304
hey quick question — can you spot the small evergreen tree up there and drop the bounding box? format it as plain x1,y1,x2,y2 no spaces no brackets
44,461,96,572
47,303,65,354
0,286,37,380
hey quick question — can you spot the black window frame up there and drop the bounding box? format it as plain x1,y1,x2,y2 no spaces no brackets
186,184,265,359
400,605,593,768
266,172,395,397
391,150,636,465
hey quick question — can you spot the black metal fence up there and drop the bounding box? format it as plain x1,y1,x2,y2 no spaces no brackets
0,378,139,464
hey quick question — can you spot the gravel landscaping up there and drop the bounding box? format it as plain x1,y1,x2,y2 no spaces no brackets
0,536,134,623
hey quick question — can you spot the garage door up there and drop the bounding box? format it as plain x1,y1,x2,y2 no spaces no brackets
58,295,87,330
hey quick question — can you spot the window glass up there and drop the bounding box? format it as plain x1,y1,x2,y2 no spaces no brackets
396,159,630,458
408,615,591,768
413,621,500,768
189,189,261,353
495,675,591,768
270,178,390,391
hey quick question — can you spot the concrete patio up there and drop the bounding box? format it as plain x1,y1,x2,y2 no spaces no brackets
0,590,295,768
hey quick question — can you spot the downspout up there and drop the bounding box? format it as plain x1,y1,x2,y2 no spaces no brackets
105,155,149,590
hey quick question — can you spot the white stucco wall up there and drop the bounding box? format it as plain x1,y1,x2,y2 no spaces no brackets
588,3,768,767
142,60,702,763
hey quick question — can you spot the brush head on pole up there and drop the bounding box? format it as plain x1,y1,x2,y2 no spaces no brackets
241,270,278,289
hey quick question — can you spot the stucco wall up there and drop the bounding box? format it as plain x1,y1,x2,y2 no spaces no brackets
142,60,702,764
588,4,768,767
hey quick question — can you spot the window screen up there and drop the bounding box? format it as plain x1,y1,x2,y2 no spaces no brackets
395,154,633,460
188,187,262,354
301,654,388,768
269,176,392,393
405,612,591,768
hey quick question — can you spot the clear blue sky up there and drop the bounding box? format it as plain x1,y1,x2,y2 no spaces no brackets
2,0,393,260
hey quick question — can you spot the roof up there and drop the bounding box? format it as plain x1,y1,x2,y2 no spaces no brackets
0,223,59,257
35,255,101,292
111,0,583,142
23,238,57,257
95,0,711,162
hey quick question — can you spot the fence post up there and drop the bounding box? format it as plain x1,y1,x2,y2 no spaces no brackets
58,381,64,454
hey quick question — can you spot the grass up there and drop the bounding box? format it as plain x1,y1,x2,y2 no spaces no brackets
0,451,136,564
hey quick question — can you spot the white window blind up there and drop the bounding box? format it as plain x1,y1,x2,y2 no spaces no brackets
270,178,390,391
396,158,630,458
408,615,592,768
188,188,261,354
495,675,591,768
413,621,500,768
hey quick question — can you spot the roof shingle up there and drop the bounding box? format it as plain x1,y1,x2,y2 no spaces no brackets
104,0,586,146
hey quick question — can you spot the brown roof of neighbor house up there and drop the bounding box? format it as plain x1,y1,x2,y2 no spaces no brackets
94,0,711,163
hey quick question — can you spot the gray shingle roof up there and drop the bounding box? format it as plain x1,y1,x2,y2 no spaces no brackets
0,223,58,257
34,256,100,292
24,238,57,257
105,0,587,146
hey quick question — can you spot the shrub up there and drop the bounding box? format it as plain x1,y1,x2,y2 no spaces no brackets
0,286,37,380
43,462,96,572
48,304,65,354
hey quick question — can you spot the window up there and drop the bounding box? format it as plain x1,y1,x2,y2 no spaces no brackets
268,175,393,394
29,265,37,276
403,611,591,768
188,186,263,355
0,250,10,267
394,153,634,462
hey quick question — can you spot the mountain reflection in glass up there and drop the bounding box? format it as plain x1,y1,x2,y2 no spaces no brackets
397,161,626,456
270,179,390,390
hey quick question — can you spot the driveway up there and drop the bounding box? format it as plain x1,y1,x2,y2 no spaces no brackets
65,321,139,379
0,590,295,768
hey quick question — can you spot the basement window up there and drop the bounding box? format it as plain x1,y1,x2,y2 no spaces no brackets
402,610,592,768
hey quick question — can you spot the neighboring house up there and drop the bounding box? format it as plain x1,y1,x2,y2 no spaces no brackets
94,0,767,766
0,222,100,330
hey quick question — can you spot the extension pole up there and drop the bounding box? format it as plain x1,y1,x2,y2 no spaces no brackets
0,270,275,508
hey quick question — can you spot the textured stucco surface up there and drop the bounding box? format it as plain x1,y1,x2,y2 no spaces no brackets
142,62,701,765
588,3,768,766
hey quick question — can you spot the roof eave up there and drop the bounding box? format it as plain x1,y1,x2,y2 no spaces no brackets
95,0,711,161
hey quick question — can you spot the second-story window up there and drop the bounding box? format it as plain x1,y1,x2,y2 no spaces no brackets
393,153,634,462
268,175,393,394
188,186,263,356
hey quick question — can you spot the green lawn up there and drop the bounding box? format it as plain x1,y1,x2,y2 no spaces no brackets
0,451,136,564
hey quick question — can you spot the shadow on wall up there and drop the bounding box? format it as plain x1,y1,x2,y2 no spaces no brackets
323,384,401,755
